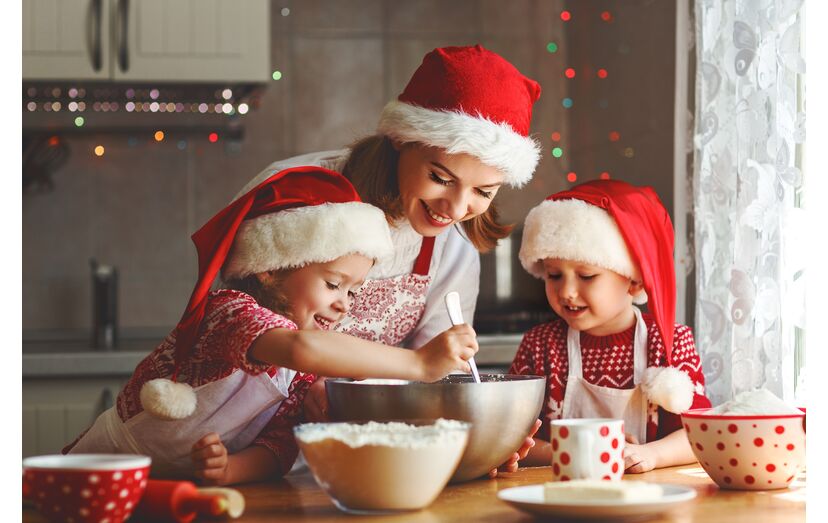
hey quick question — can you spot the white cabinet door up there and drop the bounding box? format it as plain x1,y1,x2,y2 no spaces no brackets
112,0,269,82
23,0,112,80
22,377,128,458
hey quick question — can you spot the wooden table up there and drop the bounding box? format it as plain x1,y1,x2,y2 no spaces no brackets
24,464,805,522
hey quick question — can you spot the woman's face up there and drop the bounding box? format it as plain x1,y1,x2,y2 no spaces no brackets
268,254,372,331
395,143,505,236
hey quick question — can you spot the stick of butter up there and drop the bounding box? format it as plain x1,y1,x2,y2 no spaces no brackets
543,480,664,503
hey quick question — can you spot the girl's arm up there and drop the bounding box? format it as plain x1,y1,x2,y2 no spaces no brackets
624,428,696,473
249,324,477,382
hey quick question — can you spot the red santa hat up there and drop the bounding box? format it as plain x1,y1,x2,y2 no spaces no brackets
377,45,542,188
140,166,394,420
518,180,695,413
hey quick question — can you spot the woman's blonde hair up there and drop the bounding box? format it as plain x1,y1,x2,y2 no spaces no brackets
341,135,513,253
223,268,297,317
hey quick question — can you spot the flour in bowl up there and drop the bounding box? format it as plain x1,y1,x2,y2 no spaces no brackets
707,389,801,415
294,418,469,449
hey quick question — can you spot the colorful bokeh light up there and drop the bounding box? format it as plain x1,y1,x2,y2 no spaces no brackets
609,131,621,142
560,10,571,21
94,145,105,157
550,132,561,142
567,172,578,183
597,68,608,79
552,147,563,158
600,172,611,180
208,132,219,143
154,131,165,142
546,42,559,53
565,68,576,79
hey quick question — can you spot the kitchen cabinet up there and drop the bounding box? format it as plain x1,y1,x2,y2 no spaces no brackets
22,377,129,458
22,0,269,82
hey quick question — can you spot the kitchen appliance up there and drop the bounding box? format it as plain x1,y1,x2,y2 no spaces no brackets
90,259,118,350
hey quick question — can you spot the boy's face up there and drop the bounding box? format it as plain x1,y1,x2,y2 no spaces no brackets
279,254,373,331
395,142,505,236
542,258,643,336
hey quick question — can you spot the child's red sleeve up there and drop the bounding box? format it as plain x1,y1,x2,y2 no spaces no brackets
251,372,317,475
657,325,712,438
201,296,297,374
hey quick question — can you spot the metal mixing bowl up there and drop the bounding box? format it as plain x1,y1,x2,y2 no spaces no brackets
326,374,545,482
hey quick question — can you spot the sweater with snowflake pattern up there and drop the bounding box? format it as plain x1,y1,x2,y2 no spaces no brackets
508,313,711,442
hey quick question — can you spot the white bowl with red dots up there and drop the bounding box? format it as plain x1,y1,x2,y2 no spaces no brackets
681,409,805,490
22,454,151,523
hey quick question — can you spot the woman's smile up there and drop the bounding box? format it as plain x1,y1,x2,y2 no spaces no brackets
421,200,453,226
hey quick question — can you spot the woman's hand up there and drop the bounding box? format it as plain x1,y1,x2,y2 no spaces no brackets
416,324,479,382
303,377,330,422
623,432,657,474
191,432,231,485
487,419,542,478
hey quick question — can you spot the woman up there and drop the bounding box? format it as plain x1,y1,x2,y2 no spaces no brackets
239,45,541,349
238,45,544,475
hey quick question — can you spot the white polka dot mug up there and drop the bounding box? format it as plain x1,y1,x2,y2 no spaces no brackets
549,418,625,481
22,454,151,523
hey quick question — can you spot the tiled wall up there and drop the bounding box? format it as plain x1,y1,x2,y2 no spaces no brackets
22,0,676,333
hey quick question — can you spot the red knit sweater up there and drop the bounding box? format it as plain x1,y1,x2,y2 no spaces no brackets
509,313,711,443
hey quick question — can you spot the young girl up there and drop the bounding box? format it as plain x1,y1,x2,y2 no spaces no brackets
64,166,479,485
511,179,711,473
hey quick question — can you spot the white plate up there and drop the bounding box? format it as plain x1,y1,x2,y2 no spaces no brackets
497,483,697,520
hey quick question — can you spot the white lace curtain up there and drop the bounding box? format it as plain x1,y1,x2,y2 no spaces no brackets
692,0,805,406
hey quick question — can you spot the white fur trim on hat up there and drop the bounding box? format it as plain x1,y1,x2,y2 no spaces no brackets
377,100,541,188
140,378,198,420
222,201,393,280
641,366,695,414
519,198,647,302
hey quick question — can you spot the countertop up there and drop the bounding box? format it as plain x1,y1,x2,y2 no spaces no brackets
22,464,808,522
22,334,523,378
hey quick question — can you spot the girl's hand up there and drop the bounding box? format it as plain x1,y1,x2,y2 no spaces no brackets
191,432,230,485
303,377,330,422
417,324,479,382
488,419,542,478
623,432,657,473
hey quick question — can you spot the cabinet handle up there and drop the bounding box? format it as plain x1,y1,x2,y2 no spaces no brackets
90,0,102,71
117,0,130,72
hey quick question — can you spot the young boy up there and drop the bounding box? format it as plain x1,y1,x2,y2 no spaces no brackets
511,180,711,473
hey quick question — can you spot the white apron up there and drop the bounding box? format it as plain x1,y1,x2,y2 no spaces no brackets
336,236,434,346
69,367,295,477
560,307,649,444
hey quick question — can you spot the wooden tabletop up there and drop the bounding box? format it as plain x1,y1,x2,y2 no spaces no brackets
24,464,805,522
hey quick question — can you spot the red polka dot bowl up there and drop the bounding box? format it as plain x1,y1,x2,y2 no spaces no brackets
22,454,151,523
681,409,805,490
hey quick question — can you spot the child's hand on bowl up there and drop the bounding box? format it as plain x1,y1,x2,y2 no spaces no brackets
303,377,331,422
192,432,230,485
488,419,542,478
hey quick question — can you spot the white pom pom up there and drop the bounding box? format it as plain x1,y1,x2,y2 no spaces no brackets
632,291,648,305
139,378,197,420
640,366,694,414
